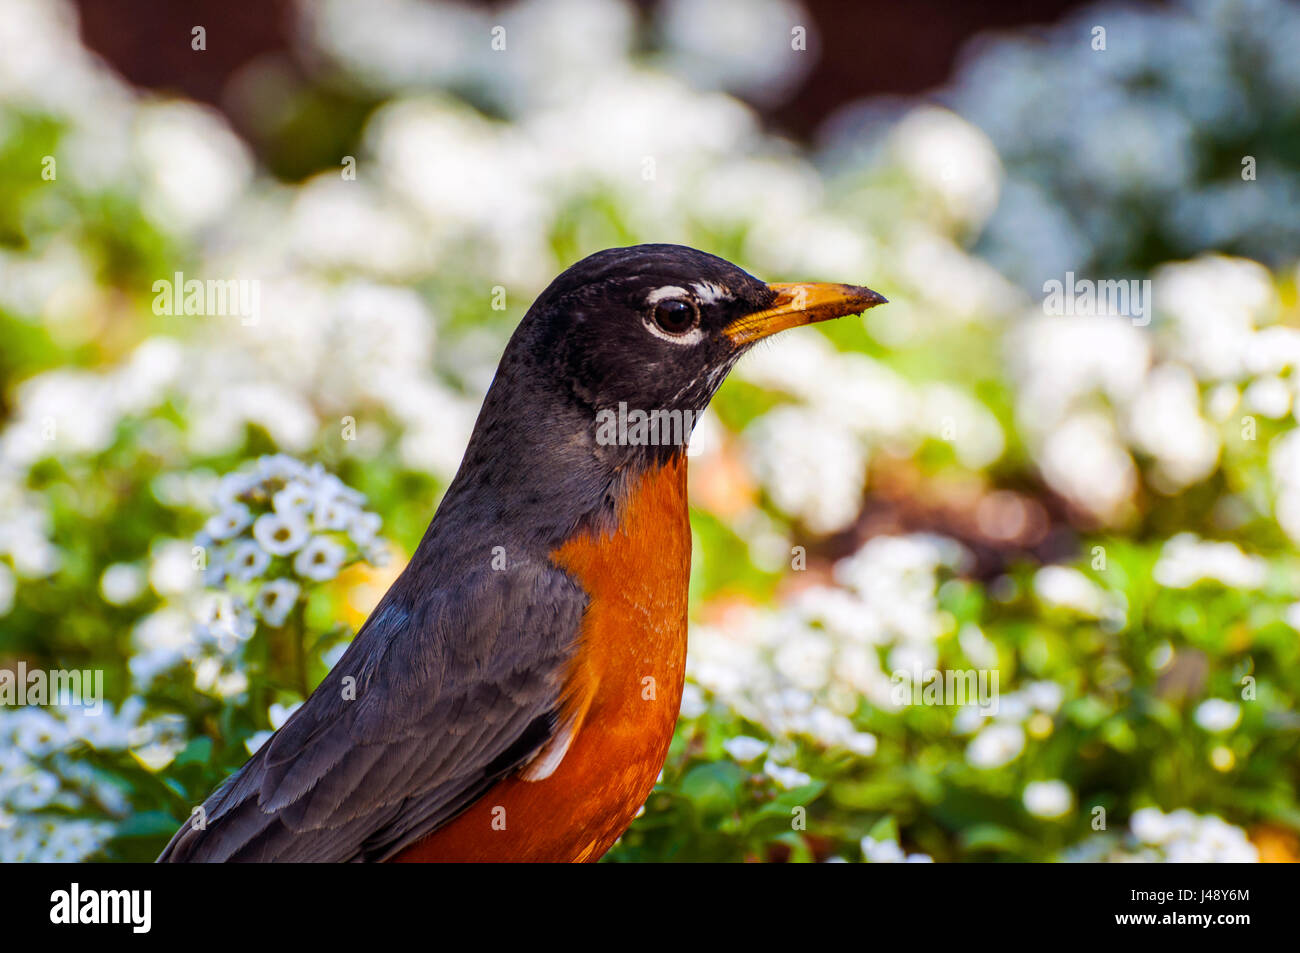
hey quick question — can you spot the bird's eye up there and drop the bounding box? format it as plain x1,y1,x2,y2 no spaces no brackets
650,298,699,336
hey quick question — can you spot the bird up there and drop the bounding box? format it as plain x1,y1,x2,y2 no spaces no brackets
158,243,886,863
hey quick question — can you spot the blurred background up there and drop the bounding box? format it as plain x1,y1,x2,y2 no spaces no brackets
2,0,1299,862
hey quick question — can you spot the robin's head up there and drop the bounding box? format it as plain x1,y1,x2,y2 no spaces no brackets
431,244,887,550
510,244,886,449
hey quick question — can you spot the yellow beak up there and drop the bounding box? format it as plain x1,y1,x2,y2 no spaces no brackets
723,282,888,345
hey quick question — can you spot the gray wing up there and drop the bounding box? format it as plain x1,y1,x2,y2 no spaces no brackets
158,561,586,862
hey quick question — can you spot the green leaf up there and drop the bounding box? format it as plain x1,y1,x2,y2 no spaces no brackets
679,762,746,815
113,810,185,839
173,736,213,767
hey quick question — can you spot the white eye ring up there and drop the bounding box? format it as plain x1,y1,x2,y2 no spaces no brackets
645,294,703,345
646,286,689,305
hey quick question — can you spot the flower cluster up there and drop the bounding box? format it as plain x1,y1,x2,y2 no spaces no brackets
120,456,388,704
689,535,967,752
198,454,387,628
947,0,1300,287
1063,808,1259,863
0,700,174,862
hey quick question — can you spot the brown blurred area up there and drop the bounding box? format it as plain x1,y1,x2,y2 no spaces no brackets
75,0,294,107
75,0,1089,175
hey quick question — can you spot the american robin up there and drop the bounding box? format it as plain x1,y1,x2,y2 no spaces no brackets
159,244,886,862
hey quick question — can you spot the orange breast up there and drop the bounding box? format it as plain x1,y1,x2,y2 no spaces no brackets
392,455,691,862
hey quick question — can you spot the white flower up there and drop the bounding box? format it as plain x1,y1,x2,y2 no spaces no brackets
268,701,302,730
99,562,145,605
1131,807,1178,845
293,536,347,581
844,731,878,757
678,683,707,719
129,608,195,685
313,472,366,507
8,772,59,810
763,760,811,790
255,454,309,483
1244,375,1292,418
723,736,768,763
745,406,866,534
966,723,1025,769
253,511,310,556
1037,413,1137,523
226,540,270,582
861,835,905,863
1126,363,1220,489
213,472,254,509
861,835,933,863
1194,699,1241,733
888,106,1002,229
272,481,315,516
11,708,64,756
1034,566,1110,617
321,643,348,671
204,502,252,541
194,592,255,649
255,579,301,627
1153,533,1268,589
1206,382,1240,421
1024,681,1064,714
953,704,987,735
136,100,252,233
658,0,815,107
347,510,383,546
191,658,249,698
147,539,200,597
312,494,357,531
133,739,186,772
1023,780,1073,819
